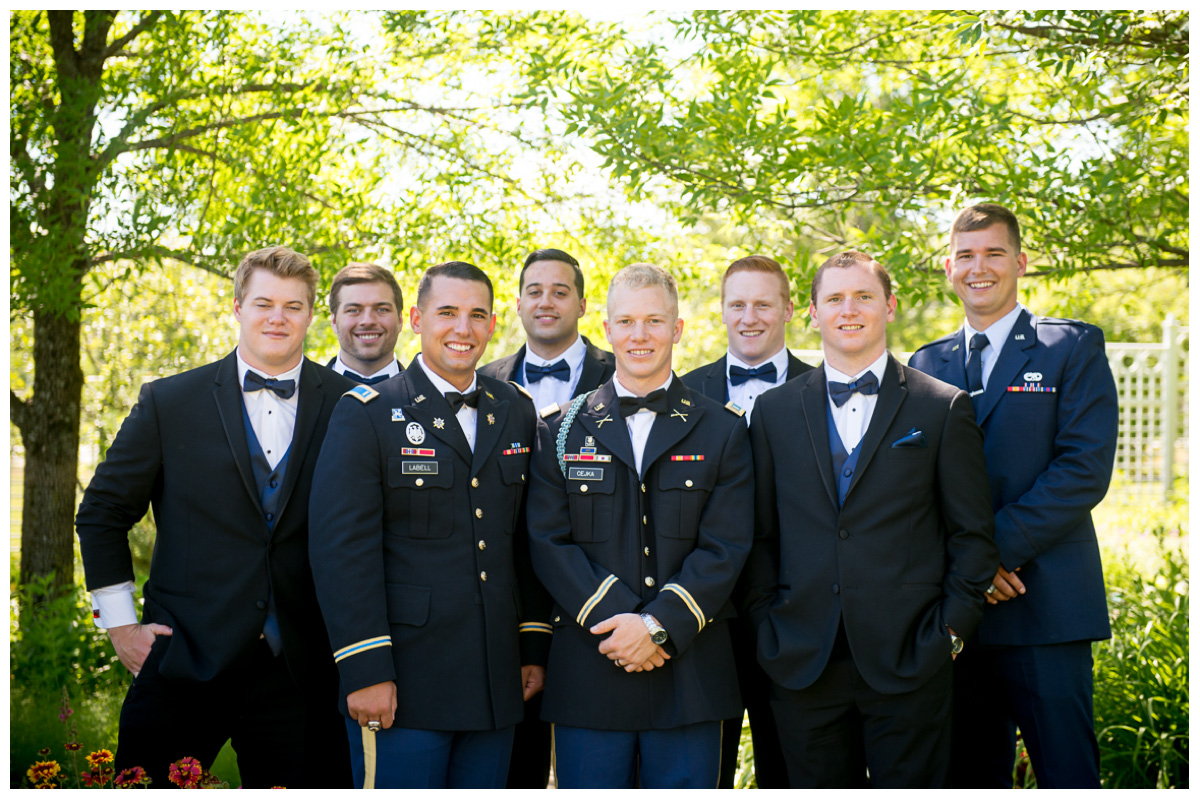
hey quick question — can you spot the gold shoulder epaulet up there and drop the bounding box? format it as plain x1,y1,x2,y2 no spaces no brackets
509,381,534,401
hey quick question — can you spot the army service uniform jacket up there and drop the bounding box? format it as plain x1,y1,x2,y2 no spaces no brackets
526,377,753,730
309,359,549,730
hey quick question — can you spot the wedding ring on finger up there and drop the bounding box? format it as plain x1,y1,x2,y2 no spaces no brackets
986,584,997,595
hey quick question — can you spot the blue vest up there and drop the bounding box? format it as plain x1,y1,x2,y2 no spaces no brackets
825,399,862,507
241,403,292,655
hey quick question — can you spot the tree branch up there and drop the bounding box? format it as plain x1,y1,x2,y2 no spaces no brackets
101,10,162,60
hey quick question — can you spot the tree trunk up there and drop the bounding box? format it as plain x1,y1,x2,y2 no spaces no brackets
16,305,84,590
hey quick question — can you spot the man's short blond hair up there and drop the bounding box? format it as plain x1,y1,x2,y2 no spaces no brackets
234,246,318,308
607,263,679,318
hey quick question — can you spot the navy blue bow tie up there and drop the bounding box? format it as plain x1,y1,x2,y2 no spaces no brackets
344,370,390,386
526,360,571,383
445,389,482,413
729,362,777,387
243,371,296,399
828,372,879,408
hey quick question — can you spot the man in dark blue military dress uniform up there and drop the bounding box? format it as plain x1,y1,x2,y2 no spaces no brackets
909,204,1119,788
526,263,753,788
309,261,550,789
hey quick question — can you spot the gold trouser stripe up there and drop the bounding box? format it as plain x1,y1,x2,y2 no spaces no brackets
550,723,557,788
361,726,377,790
714,721,723,788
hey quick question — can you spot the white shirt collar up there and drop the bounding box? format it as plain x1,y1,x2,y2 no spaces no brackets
236,348,303,385
416,353,477,397
613,373,673,399
334,354,400,380
824,349,889,386
964,303,1026,356
524,334,585,368
726,346,789,382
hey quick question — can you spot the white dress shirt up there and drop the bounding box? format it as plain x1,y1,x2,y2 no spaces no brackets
963,303,1025,391
333,354,400,382
824,351,889,453
613,374,673,476
418,354,479,452
726,346,790,423
91,349,304,629
524,334,587,416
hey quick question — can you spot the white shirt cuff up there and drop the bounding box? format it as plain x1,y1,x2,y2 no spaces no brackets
90,582,139,629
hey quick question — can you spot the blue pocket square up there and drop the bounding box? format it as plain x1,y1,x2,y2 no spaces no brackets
891,428,927,448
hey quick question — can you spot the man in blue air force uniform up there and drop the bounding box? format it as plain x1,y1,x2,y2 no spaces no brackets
309,261,549,789
526,263,753,788
909,203,1119,788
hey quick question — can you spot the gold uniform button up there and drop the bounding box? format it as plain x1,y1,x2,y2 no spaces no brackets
521,474,526,482
580,485,589,493
685,479,693,488
644,547,650,557
471,477,479,488
480,571,488,581
478,540,487,550
554,616,561,623
642,515,647,525
644,577,655,587
475,508,483,518
415,478,424,487
641,483,646,493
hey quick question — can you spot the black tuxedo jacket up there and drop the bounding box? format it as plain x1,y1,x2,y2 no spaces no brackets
742,355,997,695
309,360,548,729
76,352,355,685
680,351,814,403
526,377,753,729
478,336,615,404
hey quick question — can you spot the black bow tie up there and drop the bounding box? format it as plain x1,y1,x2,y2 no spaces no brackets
828,372,879,408
445,389,482,414
729,362,778,387
243,371,296,399
344,370,390,386
525,359,571,383
618,388,669,417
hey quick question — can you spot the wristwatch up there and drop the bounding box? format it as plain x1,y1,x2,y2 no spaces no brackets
948,628,964,656
640,613,668,645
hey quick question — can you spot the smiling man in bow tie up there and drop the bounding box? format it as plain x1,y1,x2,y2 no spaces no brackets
76,246,355,788
909,204,1119,788
741,250,996,788
525,263,753,788
309,261,549,789
327,262,405,385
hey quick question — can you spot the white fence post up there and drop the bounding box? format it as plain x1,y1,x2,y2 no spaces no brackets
1161,314,1179,500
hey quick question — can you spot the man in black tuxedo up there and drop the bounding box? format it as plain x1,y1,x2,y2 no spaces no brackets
742,250,997,787
309,261,549,789
681,254,812,788
326,261,405,384
478,247,614,787
75,246,354,788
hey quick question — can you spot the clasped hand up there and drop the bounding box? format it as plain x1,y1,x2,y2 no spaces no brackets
591,613,671,673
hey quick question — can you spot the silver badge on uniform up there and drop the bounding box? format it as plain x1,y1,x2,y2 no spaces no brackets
585,436,595,447
406,422,426,445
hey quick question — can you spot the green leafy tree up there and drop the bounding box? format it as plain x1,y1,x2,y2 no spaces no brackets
7,9,618,589
539,10,1187,295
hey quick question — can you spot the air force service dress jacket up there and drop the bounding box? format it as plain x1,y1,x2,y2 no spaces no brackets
908,310,1118,646
308,359,550,730
526,376,753,730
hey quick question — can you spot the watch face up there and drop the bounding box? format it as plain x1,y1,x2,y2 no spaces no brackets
652,630,669,645
950,636,964,655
